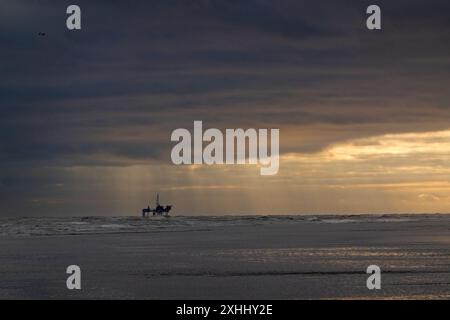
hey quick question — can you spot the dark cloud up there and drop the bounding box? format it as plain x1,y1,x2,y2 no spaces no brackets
0,0,449,215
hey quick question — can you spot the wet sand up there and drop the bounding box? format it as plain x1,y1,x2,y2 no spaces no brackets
0,215,449,299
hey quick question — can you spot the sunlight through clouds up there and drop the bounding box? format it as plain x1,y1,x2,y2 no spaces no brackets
285,130,450,162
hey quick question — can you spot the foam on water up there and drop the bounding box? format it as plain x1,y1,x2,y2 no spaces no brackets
0,214,448,237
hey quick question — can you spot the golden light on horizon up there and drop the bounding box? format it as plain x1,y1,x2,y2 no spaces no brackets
55,129,450,215
270,129,450,214
284,129,450,162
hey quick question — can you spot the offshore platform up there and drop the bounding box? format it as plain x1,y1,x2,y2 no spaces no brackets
142,194,172,217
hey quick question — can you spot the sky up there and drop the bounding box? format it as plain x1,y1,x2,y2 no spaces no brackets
1,0,450,216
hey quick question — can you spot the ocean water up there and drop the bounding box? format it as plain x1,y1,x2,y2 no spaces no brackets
0,214,449,299
0,214,448,237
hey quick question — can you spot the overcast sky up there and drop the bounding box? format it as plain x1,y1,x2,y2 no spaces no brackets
1,0,450,216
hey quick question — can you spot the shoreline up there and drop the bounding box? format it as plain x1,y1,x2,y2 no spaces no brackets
1,216,449,299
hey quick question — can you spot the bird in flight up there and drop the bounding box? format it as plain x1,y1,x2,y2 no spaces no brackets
38,32,46,36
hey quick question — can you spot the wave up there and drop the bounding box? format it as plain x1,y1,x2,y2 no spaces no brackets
0,214,449,237
144,269,450,278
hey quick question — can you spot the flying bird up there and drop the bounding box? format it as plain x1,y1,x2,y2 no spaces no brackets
38,32,46,36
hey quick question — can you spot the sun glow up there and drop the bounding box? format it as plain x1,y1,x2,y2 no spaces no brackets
284,129,450,162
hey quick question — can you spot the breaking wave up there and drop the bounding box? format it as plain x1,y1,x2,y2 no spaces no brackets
0,214,448,237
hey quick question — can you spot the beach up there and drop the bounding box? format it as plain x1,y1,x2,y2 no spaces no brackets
0,215,449,299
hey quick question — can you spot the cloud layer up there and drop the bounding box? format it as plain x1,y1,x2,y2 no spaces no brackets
1,0,449,215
